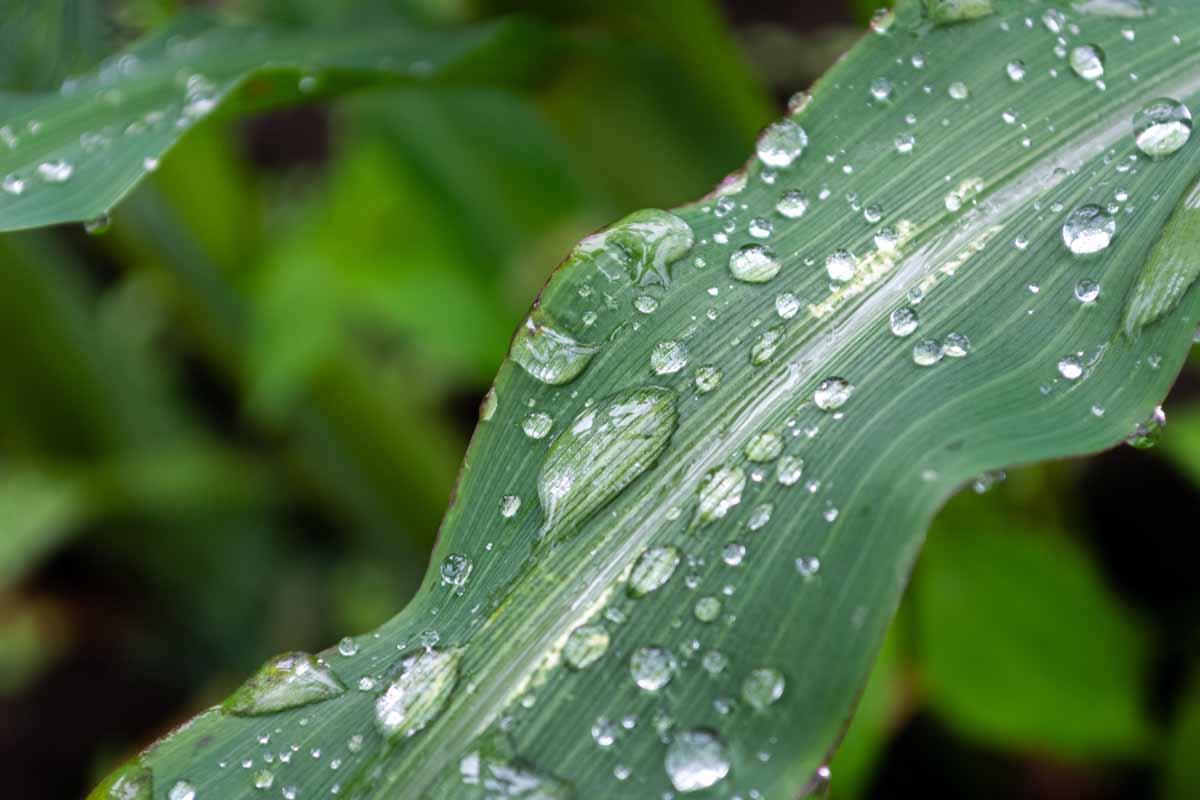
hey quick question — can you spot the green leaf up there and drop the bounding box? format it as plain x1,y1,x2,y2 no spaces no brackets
1163,667,1200,800
89,2,1200,799
0,11,555,232
915,500,1154,759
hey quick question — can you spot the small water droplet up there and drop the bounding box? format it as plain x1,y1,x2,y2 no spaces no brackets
1062,204,1115,255
1133,98,1192,158
745,431,783,462
694,366,723,393
776,190,809,218
374,648,462,740
1069,44,1106,80
777,455,804,486
729,244,781,283
947,81,970,100
563,625,610,670
889,307,919,337
1126,406,1166,448
696,465,746,525
894,132,915,154
1057,356,1083,380
825,250,857,282
757,120,808,168
869,77,893,102
943,332,970,357
775,292,801,319
629,546,681,597
630,645,676,691
694,596,722,623
913,339,944,366
742,667,786,710
1006,60,1027,82
523,411,554,440
750,325,785,365
37,160,73,183
748,217,773,238
665,729,730,793
337,637,358,657
440,553,473,591
1075,279,1101,303
796,556,821,579
721,543,745,567
813,377,853,411
634,295,659,314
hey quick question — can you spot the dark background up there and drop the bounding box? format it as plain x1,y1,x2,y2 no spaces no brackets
1,1,1199,798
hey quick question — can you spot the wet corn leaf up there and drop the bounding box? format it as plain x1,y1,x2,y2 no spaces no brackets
0,11,555,232
82,1,1200,798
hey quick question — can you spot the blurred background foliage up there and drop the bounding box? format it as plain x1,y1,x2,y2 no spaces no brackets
0,1,1198,798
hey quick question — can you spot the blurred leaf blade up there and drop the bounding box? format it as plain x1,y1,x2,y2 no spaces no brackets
71,1,1200,799
0,11,557,232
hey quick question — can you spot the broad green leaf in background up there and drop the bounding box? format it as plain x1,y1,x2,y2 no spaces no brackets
39,0,1200,797
1163,667,1200,800
0,11,556,232
915,501,1153,760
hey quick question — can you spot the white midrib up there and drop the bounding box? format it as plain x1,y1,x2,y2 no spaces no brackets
390,50,1200,797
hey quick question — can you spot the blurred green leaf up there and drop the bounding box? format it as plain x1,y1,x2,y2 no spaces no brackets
916,498,1155,760
1161,407,1200,488
1163,666,1200,800
0,11,557,232
0,467,87,587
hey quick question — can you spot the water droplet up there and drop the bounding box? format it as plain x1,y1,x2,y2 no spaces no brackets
500,494,521,519
440,553,473,591
337,637,358,657
913,339,944,366
1126,406,1166,448
894,132,915,154
634,295,659,314
869,77,893,102
750,325,785,365
37,160,73,183
93,762,153,800
776,292,801,319
721,542,746,567
574,209,694,287
224,652,346,716
629,546,681,597
1006,60,1027,82
696,465,746,525
168,781,195,800
375,648,462,740
538,387,677,535
694,366,723,393
1062,205,1115,255
702,649,729,674
748,217,773,238
926,0,995,24
1133,98,1192,158
756,120,808,168
777,455,804,486
948,81,970,100
1057,356,1083,380
479,388,498,422
454,735,573,798
742,667,786,710
776,190,809,218
1,173,25,195
1075,279,1101,303
1042,8,1066,32
694,596,722,623
796,557,821,579
665,729,730,793
592,717,617,747
745,431,783,462
511,314,598,386
523,411,553,439
813,377,853,411
825,250,857,282
630,645,676,691
651,340,689,375
943,332,970,357
563,625,610,670
889,307,919,337
1069,44,1106,80
729,244,781,283
254,769,275,789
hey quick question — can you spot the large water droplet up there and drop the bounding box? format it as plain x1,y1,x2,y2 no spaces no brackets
665,729,731,793
695,465,746,525
756,120,808,168
374,648,462,740
742,667,786,710
1133,98,1192,158
813,377,853,411
729,244,781,283
511,314,599,386
630,645,676,691
223,652,346,716
629,546,681,597
574,209,694,287
1062,205,1115,255
445,733,573,799
538,387,677,536
563,625,610,670
1069,44,1106,80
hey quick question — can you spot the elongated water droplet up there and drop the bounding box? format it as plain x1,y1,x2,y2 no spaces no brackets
756,120,808,168
745,431,783,462
1133,98,1192,158
511,314,598,386
563,625,610,670
574,209,694,287
89,761,152,800
742,667,786,710
665,730,731,793
1063,205,1115,255
444,734,574,798
630,646,675,691
813,377,853,411
375,648,462,740
1069,44,1106,80
777,455,804,486
696,465,746,525
729,244,781,283
480,387,497,421
224,652,346,716
750,325,785,365
694,366,722,393
629,546,681,597
926,0,995,25
37,160,73,183
538,387,677,536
